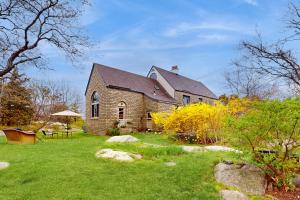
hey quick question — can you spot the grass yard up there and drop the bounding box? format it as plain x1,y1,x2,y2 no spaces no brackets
0,132,235,200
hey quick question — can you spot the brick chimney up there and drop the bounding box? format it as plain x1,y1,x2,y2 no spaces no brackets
171,65,179,74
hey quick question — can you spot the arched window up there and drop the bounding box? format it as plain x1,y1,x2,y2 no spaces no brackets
118,101,126,120
91,92,100,118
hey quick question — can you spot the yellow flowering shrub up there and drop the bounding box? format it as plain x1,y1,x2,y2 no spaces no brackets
227,97,253,116
152,102,228,143
152,98,253,143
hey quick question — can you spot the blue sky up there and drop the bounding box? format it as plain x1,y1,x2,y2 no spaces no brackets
25,0,289,108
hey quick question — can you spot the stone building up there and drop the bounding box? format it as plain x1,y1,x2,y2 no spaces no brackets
85,63,217,134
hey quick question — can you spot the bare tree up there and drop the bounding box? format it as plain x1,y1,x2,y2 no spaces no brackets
30,79,82,121
237,2,300,94
225,60,279,99
0,0,89,77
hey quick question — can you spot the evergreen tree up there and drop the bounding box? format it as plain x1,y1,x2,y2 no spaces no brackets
0,69,34,126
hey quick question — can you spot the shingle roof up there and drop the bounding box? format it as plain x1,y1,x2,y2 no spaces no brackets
153,66,217,99
93,63,176,103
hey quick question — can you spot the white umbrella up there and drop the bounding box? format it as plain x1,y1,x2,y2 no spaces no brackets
51,110,81,135
51,110,81,117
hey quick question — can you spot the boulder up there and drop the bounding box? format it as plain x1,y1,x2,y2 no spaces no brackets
182,146,205,152
106,135,139,143
164,162,176,166
95,149,142,162
294,175,300,187
0,162,9,170
204,145,242,153
215,162,266,195
220,190,249,200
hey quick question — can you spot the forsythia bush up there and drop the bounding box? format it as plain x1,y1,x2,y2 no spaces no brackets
227,97,253,116
152,98,253,143
152,102,228,143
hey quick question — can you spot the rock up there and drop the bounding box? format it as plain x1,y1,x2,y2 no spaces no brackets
0,162,9,170
204,146,242,153
95,149,142,162
294,175,300,187
106,135,139,143
220,190,249,200
164,162,176,166
223,160,234,165
215,163,266,195
182,146,205,152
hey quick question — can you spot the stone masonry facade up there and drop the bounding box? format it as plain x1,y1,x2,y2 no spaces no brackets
85,64,217,135
86,68,175,134
174,91,214,106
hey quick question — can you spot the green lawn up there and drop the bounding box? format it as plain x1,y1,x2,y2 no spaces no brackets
0,132,235,200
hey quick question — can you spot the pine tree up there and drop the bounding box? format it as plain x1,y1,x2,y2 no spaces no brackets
0,69,34,126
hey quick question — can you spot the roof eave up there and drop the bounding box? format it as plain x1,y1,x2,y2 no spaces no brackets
175,89,218,100
84,63,96,96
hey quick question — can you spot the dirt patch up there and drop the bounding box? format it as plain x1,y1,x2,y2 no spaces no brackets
266,188,300,200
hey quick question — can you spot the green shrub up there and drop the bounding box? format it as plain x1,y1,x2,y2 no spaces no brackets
106,128,121,136
71,117,85,129
225,99,300,191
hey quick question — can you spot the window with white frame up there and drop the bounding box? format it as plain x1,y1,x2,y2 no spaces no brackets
118,101,126,120
91,92,100,118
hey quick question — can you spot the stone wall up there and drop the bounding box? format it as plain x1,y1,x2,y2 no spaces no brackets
174,91,215,106
143,96,175,130
157,101,175,112
106,88,144,131
85,68,109,135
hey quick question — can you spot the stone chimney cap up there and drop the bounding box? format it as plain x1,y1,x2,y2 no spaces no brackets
171,65,179,74
171,65,178,70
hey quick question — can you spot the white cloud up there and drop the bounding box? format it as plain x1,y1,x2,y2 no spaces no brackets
243,0,257,6
79,0,102,26
163,21,251,37
197,34,229,42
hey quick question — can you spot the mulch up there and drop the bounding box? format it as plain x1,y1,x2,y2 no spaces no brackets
266,188,300,200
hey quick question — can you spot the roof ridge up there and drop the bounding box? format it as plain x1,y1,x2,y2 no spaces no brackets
154,66,205,85
153,66,217,99
94,63,148,79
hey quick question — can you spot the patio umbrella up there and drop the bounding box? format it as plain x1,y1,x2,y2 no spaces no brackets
51,110,81,134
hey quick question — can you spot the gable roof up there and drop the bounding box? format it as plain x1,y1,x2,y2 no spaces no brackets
88,63,176,103
153,66,217,99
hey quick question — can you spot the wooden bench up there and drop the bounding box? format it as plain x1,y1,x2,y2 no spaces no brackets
2,129,36,144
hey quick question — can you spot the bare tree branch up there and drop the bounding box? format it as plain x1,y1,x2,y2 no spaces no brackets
0,0,90,78
233,2,300,95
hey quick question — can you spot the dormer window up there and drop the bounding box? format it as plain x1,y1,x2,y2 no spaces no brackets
183,95,190,105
